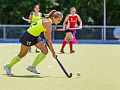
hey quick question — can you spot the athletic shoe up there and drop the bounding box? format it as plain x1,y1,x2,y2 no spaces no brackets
4,64,13,75
36,49,40,53
70,50,75,53
75,41,78,44
26,65,40,74
29,48,31,52
60,50,65,53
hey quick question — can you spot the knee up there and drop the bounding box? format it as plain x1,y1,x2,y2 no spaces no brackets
18,55,25,58
70,36,73,40
70,37,73,41
42,48,48,55
18,53,26,58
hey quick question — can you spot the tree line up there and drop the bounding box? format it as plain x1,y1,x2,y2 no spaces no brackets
0,0,120,25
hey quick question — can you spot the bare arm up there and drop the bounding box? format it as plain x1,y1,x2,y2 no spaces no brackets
77,15,82,27
40,12,44,19
28,12,33,23
40,12,42,17
42,20,56,58
63,15,69,27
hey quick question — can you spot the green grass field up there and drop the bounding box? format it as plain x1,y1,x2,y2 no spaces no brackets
0,44,120,90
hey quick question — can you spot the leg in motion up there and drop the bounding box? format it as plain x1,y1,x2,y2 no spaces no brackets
27,41,48,74
68,32,75,53
4,44,30,75
35,47,40,53
60,34,69,53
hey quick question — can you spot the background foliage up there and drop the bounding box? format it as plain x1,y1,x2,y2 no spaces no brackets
0,0,120,25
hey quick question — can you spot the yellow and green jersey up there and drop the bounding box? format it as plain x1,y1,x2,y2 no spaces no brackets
27,18,52,36
31,12,41,26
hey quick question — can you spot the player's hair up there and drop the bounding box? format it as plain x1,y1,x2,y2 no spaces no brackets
33,4,39,12
31,4,40,15
69,7,76,14
45,10,63,18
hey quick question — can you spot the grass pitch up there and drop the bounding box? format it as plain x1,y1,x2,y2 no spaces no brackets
0,43,120,90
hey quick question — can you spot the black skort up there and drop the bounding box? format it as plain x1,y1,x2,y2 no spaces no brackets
19,31,42,46
65,29,74,34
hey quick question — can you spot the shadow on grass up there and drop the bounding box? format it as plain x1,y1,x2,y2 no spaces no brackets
2,74,50,78
2,74,68,78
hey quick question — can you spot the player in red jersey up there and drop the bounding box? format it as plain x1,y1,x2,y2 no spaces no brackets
60,7,82,53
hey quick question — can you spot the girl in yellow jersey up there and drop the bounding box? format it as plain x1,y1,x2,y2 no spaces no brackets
28,4,42,53
4,10,63,75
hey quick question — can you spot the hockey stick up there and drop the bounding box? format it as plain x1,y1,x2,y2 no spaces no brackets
45,40,72,78
68,26,81,30
69,27,80,30
54,26,81,31
22,17,36,22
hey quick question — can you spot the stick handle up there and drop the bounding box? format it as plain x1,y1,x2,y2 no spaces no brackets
69,28,80,30
22,17,35,22
45,40,72,78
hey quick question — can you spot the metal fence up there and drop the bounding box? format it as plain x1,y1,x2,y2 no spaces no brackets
0,25,120,43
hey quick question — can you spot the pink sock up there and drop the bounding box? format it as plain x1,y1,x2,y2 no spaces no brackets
73,36,76,42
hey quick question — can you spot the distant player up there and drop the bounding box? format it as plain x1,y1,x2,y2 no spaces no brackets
113,27,120,40
28,4,42,53
60,7,82,53
4,10,63,75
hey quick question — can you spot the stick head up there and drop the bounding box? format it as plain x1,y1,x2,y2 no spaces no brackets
68,73,72,78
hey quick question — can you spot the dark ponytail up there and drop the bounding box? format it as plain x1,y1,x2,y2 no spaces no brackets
45,10,56,18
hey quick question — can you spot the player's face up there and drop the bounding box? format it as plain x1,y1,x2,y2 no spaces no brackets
53,16,62,25
70,9,76,15
34,5,40,12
